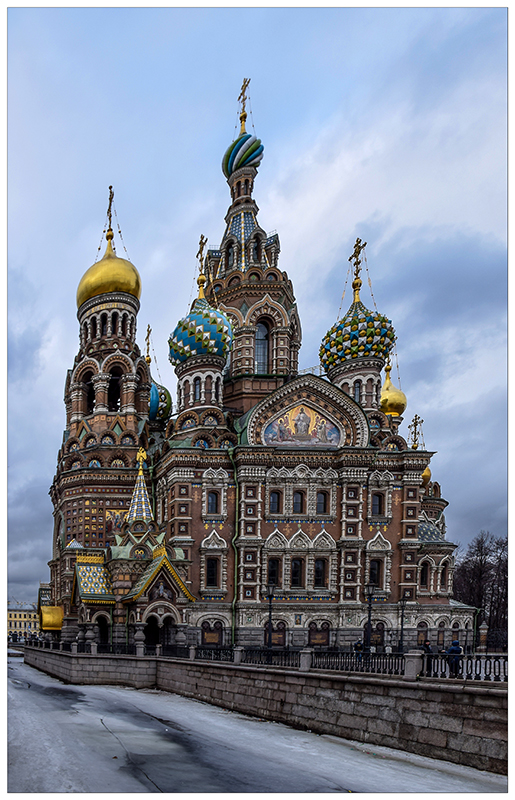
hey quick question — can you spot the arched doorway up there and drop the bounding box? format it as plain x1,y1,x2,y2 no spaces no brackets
162,617,176,646
144,615,160,646
96,615,110,646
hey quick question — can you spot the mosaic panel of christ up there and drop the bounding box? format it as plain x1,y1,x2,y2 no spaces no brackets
263,405,341,447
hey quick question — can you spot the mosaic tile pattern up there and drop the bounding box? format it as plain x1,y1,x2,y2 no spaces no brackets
320,299,395,372
418,521,445,542
126,471,153,523
222,132,264,178
76,563,115,600
168,297,233,364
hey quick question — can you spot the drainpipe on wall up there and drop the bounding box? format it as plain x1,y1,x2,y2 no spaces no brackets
228,447,240,647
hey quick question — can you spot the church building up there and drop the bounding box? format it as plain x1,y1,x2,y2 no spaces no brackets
40,84,473,652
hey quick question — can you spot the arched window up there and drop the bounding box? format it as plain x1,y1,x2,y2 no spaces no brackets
420,562,429,587
255,322,269,374
316,491,328,515
215,377,221,404
291,558,304,588
91,317,97,339
372,493,384,516
244,179,249,195
369,559,382,587
236,181,241,197
437,621,446,648
314,559,327,588
293,491,304,514
417,621,428,646
193,377,201,402
252,240,260,262
101,313,108,336
440,564,447,590
227,244,234,267
269,491,281,514
206,558,218,587
82,371,95,414
108,367,123,412
207,491,219,515
111,312,118,336
121,314,127,337
353,380,362,404
268,558,280,586
83,323,88,342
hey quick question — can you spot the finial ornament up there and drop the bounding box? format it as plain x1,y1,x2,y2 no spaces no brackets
348,237,367,302
136,447,147,470
106,185,114,239
145,325,152,365
408,414,424,450
238,77,251,134
196,234,208,300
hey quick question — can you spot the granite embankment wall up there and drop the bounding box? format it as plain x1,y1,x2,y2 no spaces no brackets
23,648,507,775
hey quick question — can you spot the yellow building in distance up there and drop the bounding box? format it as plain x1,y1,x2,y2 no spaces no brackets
8,600,39,640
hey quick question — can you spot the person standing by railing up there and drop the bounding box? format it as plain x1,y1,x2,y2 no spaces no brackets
446,640,463,677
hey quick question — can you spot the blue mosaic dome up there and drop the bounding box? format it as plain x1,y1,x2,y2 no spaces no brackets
320,298,395,373
149,381,172,421
168,296,233,365
418,521,445,542
222,132,264,179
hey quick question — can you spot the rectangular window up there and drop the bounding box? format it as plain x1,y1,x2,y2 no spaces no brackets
268,558,280,586
206,558,218,587
269,491,281,514
291,558,304,588
314,559,327,588
316,492,328,515
293,492,304,514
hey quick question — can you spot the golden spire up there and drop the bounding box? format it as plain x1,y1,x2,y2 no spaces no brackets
348,237,367,302
408,414,424,450
238,78,251,135
145,325,152,365
196,234,208,299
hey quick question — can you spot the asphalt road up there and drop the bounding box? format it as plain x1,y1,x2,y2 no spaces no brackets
8,655,507,794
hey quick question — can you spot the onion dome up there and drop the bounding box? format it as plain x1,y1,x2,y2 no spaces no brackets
149,380,172,421
77,228,141,309
320,300,395,372
222,132,264,178
168,274,233,364
380,364,407,417
421,465,432,487
320,241,395,372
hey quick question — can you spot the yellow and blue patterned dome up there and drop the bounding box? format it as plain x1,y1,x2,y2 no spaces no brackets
320,298,396,372
222,132,264,179
168,278,233,365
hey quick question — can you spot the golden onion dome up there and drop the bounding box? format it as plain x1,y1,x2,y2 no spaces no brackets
380,363,407,417
76,229,141,309
421,465,432,487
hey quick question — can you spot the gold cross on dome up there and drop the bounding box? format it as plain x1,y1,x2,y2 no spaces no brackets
107,185,114,229
238,78,251,114
408,414,424,450
196,234,208,272
348,237,367,278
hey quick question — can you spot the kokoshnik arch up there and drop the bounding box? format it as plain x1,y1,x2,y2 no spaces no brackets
40,81,473,651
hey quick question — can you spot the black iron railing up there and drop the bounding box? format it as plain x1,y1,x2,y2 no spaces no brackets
312,650,405,675
423,653,508,682
240,648,301,668
195,647,234,662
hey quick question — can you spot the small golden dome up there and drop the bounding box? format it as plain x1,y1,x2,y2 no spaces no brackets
421,465,431,487
380,364,407,417
76,230,141,309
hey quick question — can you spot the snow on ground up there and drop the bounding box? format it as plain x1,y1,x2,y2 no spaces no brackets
8,656,507,794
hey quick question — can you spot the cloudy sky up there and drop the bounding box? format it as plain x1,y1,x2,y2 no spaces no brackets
8,7,507,602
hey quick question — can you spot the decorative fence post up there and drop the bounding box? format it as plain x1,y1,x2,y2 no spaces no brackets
299,648,313,672
403,650,423,681
478,622,489,653
233,646,244,665
189,645,196,660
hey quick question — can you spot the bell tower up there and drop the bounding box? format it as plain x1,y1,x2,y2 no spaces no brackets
204,79,302,415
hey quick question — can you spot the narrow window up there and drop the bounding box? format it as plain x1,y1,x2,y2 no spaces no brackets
440,565,447,590
353,380,362,403
194,377,201,402
227,244,234,267
420,562,429,587
372,493,384,516
269,491,281,514
83,371,95,414
83,323,88,342
207,491,218,515
314,558,327,588
101,313,108,336
293,491,304,514
316,491,328,515
111,312,118,336
215,377,221,404
255,322,269,374
206,558,218,587
244,179,249,195
268,558,280,586
91,317,97,339
108,367,123,412
369,559,381,586
291,558,304,588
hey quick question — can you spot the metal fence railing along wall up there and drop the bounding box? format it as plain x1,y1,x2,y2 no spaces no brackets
312,651,405,675
423,653,507,682
240,648,301,668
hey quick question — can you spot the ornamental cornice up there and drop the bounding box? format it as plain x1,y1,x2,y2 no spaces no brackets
77,292,140,319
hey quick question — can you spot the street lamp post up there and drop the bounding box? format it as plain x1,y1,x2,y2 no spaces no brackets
398,593,408,653
266,581,275,659
363,583,376,653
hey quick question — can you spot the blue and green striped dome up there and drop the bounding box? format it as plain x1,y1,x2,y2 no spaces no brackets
168,297,233,365
222,132,264,179
320,299,395,373
149,381,172,421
